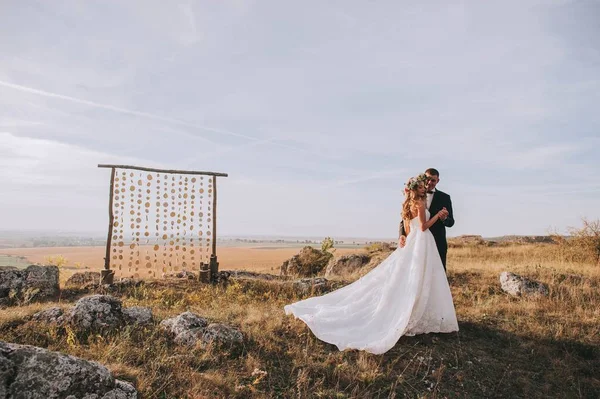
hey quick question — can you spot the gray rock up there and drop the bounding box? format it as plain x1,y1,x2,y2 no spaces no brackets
160,312,243,349
23,265,60,303
160,311,208,346
280,246,333,277
0,355,15,399
325,254,371,277
67,295,126,332
65,272,101,287
202,323,244,348
122,307,153,326
101,380,137,399
31,307,65,324
0,265,59,306
292,277,330,295
0,340,136,398
500,272,549,297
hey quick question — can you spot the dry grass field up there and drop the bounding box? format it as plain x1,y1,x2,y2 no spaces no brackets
0,241,598,398
0,245,360,282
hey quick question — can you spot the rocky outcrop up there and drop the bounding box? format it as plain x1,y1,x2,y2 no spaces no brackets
28,295,155,332
280,247,333,277
0,340,137,398
0,265,59,306
160,311,243,350
65,271,101,287
500,272,549,297
325,254,371,277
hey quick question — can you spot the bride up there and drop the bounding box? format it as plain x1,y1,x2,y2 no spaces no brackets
284,174,459,354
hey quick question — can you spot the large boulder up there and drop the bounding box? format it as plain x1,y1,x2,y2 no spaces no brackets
280,247,333,277
500,272,549,297
0,265,59,306
0,340,137,398
325,254,371,277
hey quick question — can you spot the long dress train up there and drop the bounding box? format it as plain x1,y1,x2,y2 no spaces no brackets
284,211,458,354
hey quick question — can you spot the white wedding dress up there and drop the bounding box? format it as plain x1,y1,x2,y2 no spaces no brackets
284,210,458,354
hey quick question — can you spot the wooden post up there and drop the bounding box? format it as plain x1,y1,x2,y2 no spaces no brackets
209,175,219,282
101,168,116,284
199,262,210,283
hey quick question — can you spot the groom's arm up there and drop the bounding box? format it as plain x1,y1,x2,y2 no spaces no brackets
399,219,407,237
442,194,455,228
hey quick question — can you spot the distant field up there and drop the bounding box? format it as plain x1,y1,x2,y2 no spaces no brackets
0,245,361,280
0,255,30,268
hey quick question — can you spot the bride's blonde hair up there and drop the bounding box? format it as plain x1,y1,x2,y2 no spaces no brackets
401,175,426,223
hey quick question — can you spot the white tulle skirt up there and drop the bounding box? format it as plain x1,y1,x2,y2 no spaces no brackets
284,226,458,354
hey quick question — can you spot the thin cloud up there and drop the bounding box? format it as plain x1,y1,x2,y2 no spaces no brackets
0,80,257,141
336,168,409,187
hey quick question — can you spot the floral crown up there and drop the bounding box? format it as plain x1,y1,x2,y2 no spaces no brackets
404,173,428,191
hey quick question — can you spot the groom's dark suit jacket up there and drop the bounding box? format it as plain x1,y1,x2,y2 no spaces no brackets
399,189,455,270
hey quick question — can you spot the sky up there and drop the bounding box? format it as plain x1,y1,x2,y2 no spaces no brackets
1,0,599,239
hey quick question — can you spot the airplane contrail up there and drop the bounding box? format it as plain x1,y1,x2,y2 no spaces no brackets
0,79,257,141
0,79,361,177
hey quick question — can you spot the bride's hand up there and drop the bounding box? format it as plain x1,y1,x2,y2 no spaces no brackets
398,235,406,248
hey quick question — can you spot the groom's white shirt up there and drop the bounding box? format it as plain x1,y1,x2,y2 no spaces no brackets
426,189,436,210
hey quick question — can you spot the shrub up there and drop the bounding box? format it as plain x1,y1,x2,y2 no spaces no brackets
551,218,600,264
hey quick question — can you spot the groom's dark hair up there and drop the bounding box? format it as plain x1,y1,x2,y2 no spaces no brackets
425,168,440,176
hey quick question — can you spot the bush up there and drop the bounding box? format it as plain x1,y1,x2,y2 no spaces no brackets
321,237,335,253
552,218,600,265
44,255,68,268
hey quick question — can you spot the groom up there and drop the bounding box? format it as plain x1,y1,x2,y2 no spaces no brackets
398,168,455,271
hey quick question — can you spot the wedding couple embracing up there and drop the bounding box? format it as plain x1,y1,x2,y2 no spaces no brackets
285,168,458,355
